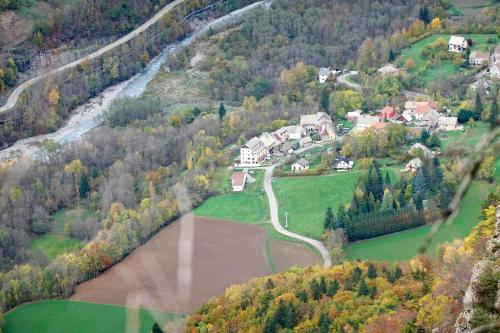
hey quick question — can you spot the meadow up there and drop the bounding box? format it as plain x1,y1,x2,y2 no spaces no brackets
28,208,95,261
396,33,496,83
3,300,183,333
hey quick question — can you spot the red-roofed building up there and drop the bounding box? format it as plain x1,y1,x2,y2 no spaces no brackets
379,106,397,120
372,122,389,130
232,172,247,192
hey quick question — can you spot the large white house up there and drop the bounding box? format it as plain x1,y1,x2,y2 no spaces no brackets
277,125,305,140
240,137,267,166
292,158,310,172
448,36,468,52
300,112,333,133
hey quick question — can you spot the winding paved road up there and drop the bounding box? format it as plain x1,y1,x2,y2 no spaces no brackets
0,0,186,114
263,165,332,267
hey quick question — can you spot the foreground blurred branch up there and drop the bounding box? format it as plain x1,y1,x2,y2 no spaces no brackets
419,126,500,254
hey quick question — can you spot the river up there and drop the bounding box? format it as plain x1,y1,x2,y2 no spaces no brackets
0,1,265,163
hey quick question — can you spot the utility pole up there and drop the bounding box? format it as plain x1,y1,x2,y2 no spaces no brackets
285,212,288,228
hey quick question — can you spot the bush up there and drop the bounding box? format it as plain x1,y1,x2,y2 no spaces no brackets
106,98,162,127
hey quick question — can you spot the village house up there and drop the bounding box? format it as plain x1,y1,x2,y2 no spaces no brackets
377,64,400,76
231,172,247,192
240,137,267,166
406,157,423,172
448,36,468,52
318,122,336,141
469,51,490,67
259,132,282,152
355,115,379,132
332,156,353,171
318,67,335,83
347,110,362,121
438,116,458,131
277,125,305,141
300,112,334,134
405,100,438,116
420,108,440,128
409,143,434,158
292,158,309,172
379,106,397,120
394,111,413,125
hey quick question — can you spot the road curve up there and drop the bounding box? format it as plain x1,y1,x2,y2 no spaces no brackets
263,165,332,267
0,0,186,114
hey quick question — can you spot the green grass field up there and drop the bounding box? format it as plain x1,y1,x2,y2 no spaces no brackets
441,122,490,150
194,170,269,223
397,34,496,83
3,300,183,333
28,208,95,261
345,180,494,261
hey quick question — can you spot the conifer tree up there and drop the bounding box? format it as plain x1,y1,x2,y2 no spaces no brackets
490,94,498,129
324,206,335,230
367,263,377,279
474,90,483,121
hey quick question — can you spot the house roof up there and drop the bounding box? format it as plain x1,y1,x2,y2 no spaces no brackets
299,112,332,127
294,158,309,167
423,109,440,125
449,35,466,45
380,106,396,117
438,116,457,125
372,122,388,130
470,51,490,61
231,172,246,187
378,64,399,74
243,137,265,152
356,115,379,126
407,157,423,168
416,105,430,115
347,110,362,118
319,67,332,76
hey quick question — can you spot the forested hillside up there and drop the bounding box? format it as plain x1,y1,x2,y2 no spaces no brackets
172,0,425,101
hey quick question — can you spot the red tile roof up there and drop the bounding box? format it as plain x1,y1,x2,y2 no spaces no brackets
231,172,246,187
380,106,396,119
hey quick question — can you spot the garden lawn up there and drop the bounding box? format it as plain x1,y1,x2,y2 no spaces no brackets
441,122,490,150
3,300,183,333
345,180,494,261
194,170,269,224
397,34,495,84
29,235,82,261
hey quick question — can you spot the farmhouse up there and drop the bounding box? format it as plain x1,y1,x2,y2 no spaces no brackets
277,125,305,140
299,112,333,133
377,64,400,76
260,132,282,151
231,172,247,192
394,112,413,124
240,137,267,166
347,110,362,121
420,109,440,128
448,36,468,52
406,157,423,172
318,122,336,140
318,67,335,83
332,157,353,171
469,51,489,67
292,158,310,172
355,115,379,131
379,106,397,120
405,100,437,116
438,116,458,131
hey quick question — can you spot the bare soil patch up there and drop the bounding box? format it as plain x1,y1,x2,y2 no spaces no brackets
270,239,320,272
71,215,272,313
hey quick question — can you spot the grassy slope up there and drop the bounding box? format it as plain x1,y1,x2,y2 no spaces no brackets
28,208,94,261
344,181,492,261
194,170,269,224
4,300,183,333
397,34,495,83
273,168,400,240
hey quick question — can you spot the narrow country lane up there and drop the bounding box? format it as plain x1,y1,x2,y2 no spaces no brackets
0,0,187,114
263,165,332,267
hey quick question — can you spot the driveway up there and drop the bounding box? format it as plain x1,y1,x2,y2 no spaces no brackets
263,165,332,267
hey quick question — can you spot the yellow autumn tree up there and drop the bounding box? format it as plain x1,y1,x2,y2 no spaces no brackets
64,159,84,208
48,87,60,106
429,17,442,30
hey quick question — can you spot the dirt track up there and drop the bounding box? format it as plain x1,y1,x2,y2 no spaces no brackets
71,215,316,314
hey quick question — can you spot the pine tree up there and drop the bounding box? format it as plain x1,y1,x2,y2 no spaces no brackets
326,279,339,296
265,278,275,290
319,312,331,333
420,129,430,145
474,90,483,121
218,102,226,121
152,322,164,333
319,276,327,294
79,173,90,198
428,132,441,148
357,278,370,297
310,279,322,300
367,263,377,279
384,171,392,189
336,205,346,228
320,88,330,113
352,266,362,284
489,94,499,129
419,6,430,24
324,207,335,231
